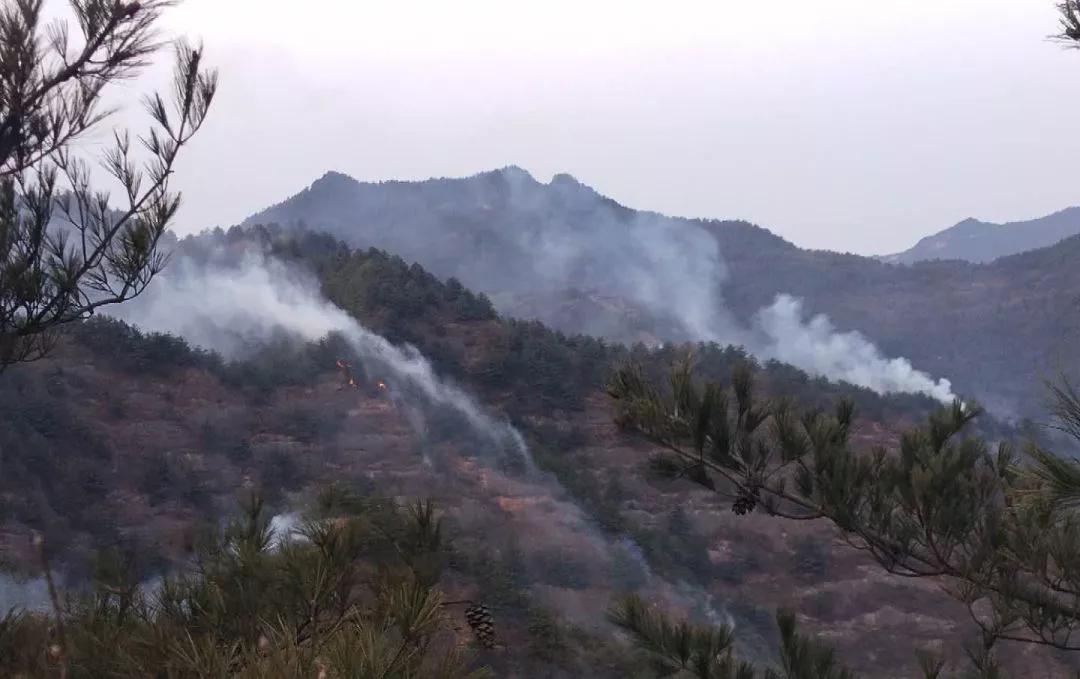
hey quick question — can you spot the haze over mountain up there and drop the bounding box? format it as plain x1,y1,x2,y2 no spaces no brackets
125,0,1080,257
2,225,1042,677
882,206,1080,264
245,167,1080,419
10,2,1080,677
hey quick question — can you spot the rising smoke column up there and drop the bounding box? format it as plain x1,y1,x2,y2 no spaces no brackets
109,251,535,472
107,246,735,631
494,171,957,402
751,295,956,402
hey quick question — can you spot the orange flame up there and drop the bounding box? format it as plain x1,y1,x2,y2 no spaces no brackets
336,359,360,389
335,361,389,393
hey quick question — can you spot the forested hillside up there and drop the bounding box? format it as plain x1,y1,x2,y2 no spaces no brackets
6,1,1080,676
247,168,1080,419
3,226,1056,677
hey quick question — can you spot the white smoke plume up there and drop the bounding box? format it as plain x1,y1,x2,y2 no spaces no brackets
110,251,535,473
662,260,959,404
751,295,956,402
491,170,957,403
108,246,733,630
253,169,957,403
268,512,305,549
0,575,50,613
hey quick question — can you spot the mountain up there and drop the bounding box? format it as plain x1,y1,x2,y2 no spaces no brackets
244,168,1080,420
7,171,1073,674
881,207,1080,264
2,227,1059,677
244,167,708,345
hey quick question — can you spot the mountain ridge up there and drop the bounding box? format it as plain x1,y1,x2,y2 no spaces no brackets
881,205,1080,264
250,166,797,251
240,167,1080,419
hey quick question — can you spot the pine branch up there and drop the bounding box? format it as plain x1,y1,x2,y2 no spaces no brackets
607,358,1080,654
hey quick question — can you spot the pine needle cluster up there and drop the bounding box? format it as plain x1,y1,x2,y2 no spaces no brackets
609,353,1080,671
1,488,490,678
0,0,215,369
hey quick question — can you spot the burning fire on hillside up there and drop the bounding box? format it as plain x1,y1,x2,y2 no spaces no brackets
336,359,359,388
335,359,388,393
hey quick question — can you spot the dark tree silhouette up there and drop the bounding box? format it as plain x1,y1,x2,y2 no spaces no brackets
1060,1,1080,43
608,353,1080,674
0,0,216,369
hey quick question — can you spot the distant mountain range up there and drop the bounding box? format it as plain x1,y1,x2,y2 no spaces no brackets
244,167,1080,419
881,207,1080,264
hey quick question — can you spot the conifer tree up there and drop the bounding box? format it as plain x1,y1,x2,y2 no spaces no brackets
0,0,216,369
611,4,1080,673
607,354,1080,669
1,488,491,677
609,595,856,679
1061,1,1080,44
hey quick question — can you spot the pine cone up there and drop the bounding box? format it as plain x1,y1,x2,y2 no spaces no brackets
465,603,497,649
732,496,755,515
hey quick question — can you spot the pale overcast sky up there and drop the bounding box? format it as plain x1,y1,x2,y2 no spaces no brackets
85,1,1080,254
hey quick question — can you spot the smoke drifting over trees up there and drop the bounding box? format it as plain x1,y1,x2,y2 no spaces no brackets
752,295,955,402
247,168,958,402
106,237,740,633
